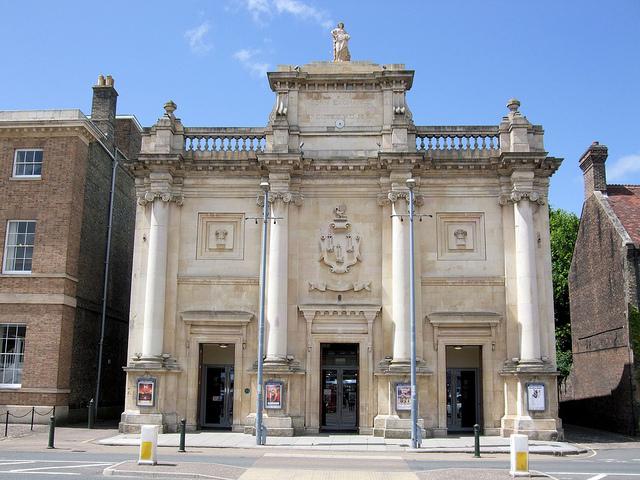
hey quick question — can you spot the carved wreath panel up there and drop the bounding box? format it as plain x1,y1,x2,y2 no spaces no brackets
436,212,486,261
197,213,245,260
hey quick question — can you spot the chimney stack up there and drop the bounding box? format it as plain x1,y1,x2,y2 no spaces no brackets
579,141,608,200
91,74,118,146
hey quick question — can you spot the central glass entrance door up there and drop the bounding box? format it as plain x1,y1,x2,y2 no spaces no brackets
200,365,234,428
321,343,359,431
446,368,479,432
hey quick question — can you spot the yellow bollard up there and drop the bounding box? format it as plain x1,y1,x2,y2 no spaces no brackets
509,433,529,477
138,425,159,466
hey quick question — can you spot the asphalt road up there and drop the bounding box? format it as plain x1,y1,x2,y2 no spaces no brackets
0,446,639,479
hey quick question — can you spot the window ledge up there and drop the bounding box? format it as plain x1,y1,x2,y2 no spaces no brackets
0,384,22,390
10,176,42,181
1,271,32,276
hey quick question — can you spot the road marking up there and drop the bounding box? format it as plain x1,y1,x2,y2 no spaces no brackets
547,473,640,477
0,472,79,476
263,453,403,460
0,459,111,464
0,462,35,466
586,475,607,480
9,463,111,474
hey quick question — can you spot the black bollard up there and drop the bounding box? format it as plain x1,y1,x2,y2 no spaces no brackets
31,407,35,431
87,399,95,429
47,415,55,449
473,423,480,458
4,411,8,437
178,418,186,453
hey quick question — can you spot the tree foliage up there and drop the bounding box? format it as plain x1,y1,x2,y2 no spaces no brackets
549,207,580,378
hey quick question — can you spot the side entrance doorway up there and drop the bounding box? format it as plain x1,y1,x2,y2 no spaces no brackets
320,343,358,431
199,344,235,429
446,345,482,432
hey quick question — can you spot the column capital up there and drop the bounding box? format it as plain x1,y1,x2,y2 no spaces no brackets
137,190,183,207
256,190,303,207
378,191,424,207
498,189,545,206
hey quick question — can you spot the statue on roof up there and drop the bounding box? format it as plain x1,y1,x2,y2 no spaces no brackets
331,22,351,62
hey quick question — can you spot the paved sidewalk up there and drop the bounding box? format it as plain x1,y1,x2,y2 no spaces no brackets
99,431,585,455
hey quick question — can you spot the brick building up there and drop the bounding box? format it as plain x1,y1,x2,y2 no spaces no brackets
0,76,140,422
560,142,640,436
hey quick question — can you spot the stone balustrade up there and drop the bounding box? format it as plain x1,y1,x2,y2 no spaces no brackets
181,126,502,160
414,126,500,157
184,128,266,156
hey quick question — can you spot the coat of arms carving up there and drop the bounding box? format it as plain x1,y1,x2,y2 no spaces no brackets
319,204,361,274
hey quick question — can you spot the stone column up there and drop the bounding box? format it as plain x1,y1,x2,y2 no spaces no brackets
141,192,171,360
390,192,410,363
510,187,543,363
265,194,290,363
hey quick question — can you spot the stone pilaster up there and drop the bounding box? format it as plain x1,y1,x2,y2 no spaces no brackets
389,190,411,364
265,192,292,363
500,171,546,364
135,185,183,362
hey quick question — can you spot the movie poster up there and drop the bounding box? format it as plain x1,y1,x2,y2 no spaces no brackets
264,382,283,409
527,383,545,412
396,384,412,411
136,378,156,407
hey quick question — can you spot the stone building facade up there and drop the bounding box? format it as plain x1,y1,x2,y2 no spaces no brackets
0,77,140,421
121,61,563,439
560,142,640,436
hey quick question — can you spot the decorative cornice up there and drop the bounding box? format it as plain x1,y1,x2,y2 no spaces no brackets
257,153,305,171
0,120,105,145
298,304,381,322
180,310,254,325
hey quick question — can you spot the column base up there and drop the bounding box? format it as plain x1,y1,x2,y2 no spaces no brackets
119,411,176,434
499,367,563,440
373,414,426,439
501,415,563,441
126,355,180,371
244,413,294,437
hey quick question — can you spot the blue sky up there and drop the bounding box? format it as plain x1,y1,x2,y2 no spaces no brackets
0,0,638,214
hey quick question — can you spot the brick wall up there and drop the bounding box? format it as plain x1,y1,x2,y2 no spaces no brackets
561,195,638,435
69,134,136,410
115,118,142,163
0,135,89,409
0,136,88,279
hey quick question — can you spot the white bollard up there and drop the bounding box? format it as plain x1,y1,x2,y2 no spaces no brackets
509,433,529,477
138,425,159,466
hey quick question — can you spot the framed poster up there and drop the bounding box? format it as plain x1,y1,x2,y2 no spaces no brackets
136,377,156,407
264,381,283,409
396,383,412,411
527,383,546,412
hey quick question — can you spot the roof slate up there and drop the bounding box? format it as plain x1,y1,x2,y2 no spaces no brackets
607,185,640,246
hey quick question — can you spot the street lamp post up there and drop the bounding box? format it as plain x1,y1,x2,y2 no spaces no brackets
406,178,421,449
255,181,270,445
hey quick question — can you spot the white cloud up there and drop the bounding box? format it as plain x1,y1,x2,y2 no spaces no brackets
274,0,333,28
240,0,333,28
608,153,640,182
233,49,270,78
245,0,270,23
184,21,213,54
